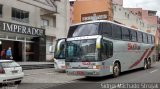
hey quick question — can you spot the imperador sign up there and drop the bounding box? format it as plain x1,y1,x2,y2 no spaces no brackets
81,11,109,22
0,21,45,36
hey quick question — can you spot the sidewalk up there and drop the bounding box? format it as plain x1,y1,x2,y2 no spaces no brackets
18,62,54,65
17,62,55,70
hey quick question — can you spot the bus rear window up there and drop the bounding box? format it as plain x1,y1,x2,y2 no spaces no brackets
67,23,99,38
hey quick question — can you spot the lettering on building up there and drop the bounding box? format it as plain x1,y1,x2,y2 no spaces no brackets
0,21,45,36
81,11,109,22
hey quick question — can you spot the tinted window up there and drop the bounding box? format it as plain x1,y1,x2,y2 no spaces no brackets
12,8,29,23
112,24,122,40
122,27,130,41
101,23,112,37
101,40,113,60
143,33,148,43
151,35,154,44
148,35,152,44
137,31,143,42
131,30,137,42
68,23,99,38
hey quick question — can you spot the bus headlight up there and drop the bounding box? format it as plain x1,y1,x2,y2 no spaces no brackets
93,65,101,69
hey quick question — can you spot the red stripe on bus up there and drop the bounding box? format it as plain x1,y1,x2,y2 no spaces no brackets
129,49,149,69
145,47,154,58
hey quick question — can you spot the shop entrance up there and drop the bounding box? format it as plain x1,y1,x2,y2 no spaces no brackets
0,40,23,61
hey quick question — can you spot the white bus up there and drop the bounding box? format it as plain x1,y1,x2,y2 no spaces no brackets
65,20,156,77
54,38,66,71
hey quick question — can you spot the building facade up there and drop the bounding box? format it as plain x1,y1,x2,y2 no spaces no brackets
0,0,69,62
71,0,113,24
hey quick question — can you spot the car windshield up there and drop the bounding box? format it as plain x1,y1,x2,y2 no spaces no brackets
67,23,99,38
0,61,20,68
66,39,98,62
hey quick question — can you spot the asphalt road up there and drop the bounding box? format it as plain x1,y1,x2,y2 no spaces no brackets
48,62,160,89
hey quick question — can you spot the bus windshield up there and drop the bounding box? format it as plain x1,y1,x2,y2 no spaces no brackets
66,39,98,62
67,23,99,38
54,40,65,59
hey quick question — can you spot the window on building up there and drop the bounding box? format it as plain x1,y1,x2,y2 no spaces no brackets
131,30,137,42
141,22,144,27
138,11,142,16
53,16,56,27
12,8,29,23
101,23,112,38
41,19,49,26
122,27,130,41
127,14,129,18
0,5,2,17
136,19,139,23
114,6,116,11
125,12,127,17
112,24,122,40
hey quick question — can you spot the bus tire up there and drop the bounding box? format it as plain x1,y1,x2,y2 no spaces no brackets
144,59,148,70
113,63,120,78
147,58,151,68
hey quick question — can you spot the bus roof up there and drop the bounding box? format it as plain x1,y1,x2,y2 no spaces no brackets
71,20,154,35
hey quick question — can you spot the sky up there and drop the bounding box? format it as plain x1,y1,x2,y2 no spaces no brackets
123,0,160,17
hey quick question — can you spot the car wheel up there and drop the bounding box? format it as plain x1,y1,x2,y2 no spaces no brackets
15,80,21,85
113,63,120,78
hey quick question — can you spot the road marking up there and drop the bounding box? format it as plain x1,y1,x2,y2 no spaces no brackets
150,69,158,73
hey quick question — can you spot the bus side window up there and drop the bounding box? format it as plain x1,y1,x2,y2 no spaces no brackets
112,24,122,40
101,40,113,60
143,33,148,44
122,27,130,41
137,31,143,43
131,30,137,42
101,23,112,38
148,35,152,44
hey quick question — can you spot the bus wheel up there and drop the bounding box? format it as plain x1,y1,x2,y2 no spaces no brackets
144,59,148,70
113,63,120,77
147,59,151,68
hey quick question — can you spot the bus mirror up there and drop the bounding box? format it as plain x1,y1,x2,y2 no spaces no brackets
57,39,65,51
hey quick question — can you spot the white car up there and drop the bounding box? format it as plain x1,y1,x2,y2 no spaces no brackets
0,60,24,85
54,58,66,72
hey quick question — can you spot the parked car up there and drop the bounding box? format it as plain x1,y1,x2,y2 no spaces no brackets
0,60,24,85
